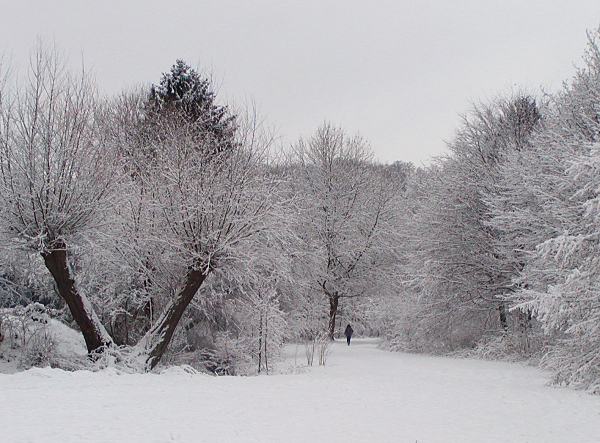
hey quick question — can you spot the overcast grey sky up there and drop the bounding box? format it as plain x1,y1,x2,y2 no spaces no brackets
2,0,600,164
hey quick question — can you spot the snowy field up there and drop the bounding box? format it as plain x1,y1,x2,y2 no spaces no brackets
2,338,600,443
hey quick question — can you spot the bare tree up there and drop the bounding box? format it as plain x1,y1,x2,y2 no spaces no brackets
129,113,278,369
289,124,399,339
0,46,117,353
394,94,541,352
0,48,279,371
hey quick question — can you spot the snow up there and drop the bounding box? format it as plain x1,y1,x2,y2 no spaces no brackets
50,319,88,358
2,338,600,443
0,316,87,374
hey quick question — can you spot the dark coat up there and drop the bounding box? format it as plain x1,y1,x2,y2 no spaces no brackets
344,325,354,338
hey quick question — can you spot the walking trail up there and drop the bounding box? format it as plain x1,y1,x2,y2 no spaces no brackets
1,338,600,442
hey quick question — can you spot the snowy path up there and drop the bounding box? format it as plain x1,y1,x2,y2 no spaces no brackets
2,338,600,443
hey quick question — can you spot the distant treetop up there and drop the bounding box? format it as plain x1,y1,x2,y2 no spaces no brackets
149,59,237,153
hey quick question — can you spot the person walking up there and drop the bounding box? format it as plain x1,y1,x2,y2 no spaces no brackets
344,324,354,346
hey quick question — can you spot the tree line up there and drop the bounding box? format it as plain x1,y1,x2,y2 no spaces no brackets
387,29,600,393
0,45,403,373
2,28,600,392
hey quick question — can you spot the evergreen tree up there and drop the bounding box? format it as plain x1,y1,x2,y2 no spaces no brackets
149,60,237,153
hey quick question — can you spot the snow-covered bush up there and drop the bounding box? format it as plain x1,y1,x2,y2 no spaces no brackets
201,332,254,375
0,303,87,370
304,332,331,366
460,325,548,363
192,285,287,375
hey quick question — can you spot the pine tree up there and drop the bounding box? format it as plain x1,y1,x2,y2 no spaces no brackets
148,59,237,154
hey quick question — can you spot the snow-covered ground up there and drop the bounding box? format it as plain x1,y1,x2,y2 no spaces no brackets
2,338,600,443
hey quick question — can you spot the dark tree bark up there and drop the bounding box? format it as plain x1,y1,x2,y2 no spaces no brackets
499,303,508,331
264,310,269,374
141,265,207,370
328,294,339,340
41,240,113,353
257,313,263,374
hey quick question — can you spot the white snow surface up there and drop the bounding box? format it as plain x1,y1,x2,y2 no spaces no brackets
1,338,600,443
0,317,87,374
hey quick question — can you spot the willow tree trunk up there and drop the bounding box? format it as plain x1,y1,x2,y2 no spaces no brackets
140,266,207,370
42,240,113,354
328,294,339,340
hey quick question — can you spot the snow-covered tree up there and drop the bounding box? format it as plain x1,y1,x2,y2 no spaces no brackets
148,60,236,154
486,29,600,389
0,48,281,371
396,94,541,352
0,46,118,353
288,124,401,339
127,111,278,369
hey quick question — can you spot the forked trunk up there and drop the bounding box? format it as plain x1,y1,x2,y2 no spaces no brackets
41,240,113,354
328,294,339,340
140,265,207,370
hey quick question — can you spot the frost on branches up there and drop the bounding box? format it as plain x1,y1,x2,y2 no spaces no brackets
0,48,278,372
485,31,600,391
287,124,402,340
3,27,600,394
386,28,600,392
0,46,116,353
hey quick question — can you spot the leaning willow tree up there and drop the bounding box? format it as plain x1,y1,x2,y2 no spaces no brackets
0,47,117,353
0,50,277,370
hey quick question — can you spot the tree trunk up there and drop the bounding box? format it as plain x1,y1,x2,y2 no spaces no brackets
264,308,269,374
257,313,263,374
41,241,113,354
499,303,508,331
139,265,207,370
328,294,339,340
